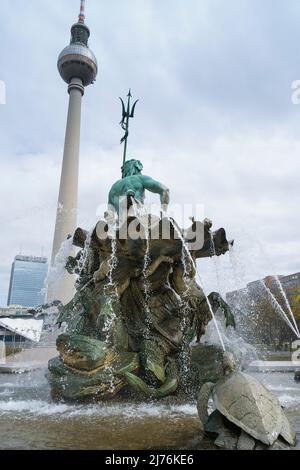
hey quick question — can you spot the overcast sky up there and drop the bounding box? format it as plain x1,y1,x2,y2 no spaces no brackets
0,0,300,306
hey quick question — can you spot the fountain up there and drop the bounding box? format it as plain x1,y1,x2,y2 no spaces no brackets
42,93,298,448
0,157,297,450
47,158,235,401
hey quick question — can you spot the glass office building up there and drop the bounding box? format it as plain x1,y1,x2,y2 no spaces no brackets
7,256,48,308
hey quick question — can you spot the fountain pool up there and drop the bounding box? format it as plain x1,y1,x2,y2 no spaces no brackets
0,368,299,450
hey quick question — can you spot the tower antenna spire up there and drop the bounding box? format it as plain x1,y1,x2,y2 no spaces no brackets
78,0,86,23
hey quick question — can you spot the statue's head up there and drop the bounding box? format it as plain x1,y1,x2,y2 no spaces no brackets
222,351,237,375
121,159,143,178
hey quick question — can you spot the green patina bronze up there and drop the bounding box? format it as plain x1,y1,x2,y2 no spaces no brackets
108,159,170,215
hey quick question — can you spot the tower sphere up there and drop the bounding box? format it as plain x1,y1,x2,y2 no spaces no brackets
57,22,98,87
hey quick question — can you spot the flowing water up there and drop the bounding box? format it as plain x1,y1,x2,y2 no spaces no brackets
103,233,119,391
77,229,92,275
163,213,226,352
261,281,300,339
46,237,74,295
209,233,222,294
1,219,300,449
0,367,298,450
19,215,298,450
273,276,300,337
141,223,153,336
227,242,300,341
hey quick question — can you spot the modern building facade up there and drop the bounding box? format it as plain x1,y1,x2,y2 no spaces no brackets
276,272,300,302
0,306,32,346
7,256,48,308
47,0,98,305
0,305,31,317
227,272,300,305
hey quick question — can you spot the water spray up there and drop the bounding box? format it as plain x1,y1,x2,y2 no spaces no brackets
274,276,300,337
261,281,300,339
162,210,226,352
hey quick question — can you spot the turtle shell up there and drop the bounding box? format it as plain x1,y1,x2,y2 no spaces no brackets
213,371,294,446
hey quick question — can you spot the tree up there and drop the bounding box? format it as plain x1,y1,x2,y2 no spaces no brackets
288,284,300,322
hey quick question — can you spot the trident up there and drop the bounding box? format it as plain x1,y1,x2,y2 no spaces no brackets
119,89,139,168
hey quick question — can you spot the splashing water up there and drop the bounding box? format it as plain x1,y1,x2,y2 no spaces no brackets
177,266,193,391
228,237,300,340
46,237,74,298
142,226,153,337
227,244,257,319
261,280,300,339
163,217,194,386
107,234,118,291
195,271,226,352
228,243,247,290
201,314,258,366
102,230,119,393
273,276,300,337
209,232,222,293
128,201,156,335
77,229,93,276
103,230,119,340
178,242,196,391
162,212,226,352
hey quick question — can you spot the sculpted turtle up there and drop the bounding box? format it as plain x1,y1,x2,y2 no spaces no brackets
197,352,296,450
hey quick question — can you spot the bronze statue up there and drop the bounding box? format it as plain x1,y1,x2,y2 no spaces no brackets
48,175,235,400
48,90,234,403
108,159,170,215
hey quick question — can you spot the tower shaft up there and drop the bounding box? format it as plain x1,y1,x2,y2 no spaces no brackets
52,78,84,263
51,78,84,267
48,78,84,304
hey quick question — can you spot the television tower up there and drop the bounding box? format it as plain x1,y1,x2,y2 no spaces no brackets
47,0,98,304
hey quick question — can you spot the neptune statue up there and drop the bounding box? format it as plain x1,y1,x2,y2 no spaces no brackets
108,159,170,215
48,159,235,401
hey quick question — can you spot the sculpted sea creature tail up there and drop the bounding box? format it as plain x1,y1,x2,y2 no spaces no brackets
208,292,236,329
124,361,178,398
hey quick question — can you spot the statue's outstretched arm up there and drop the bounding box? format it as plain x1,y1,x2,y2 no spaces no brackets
93,259,110,282
142,175,170,207
144,255,173,278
